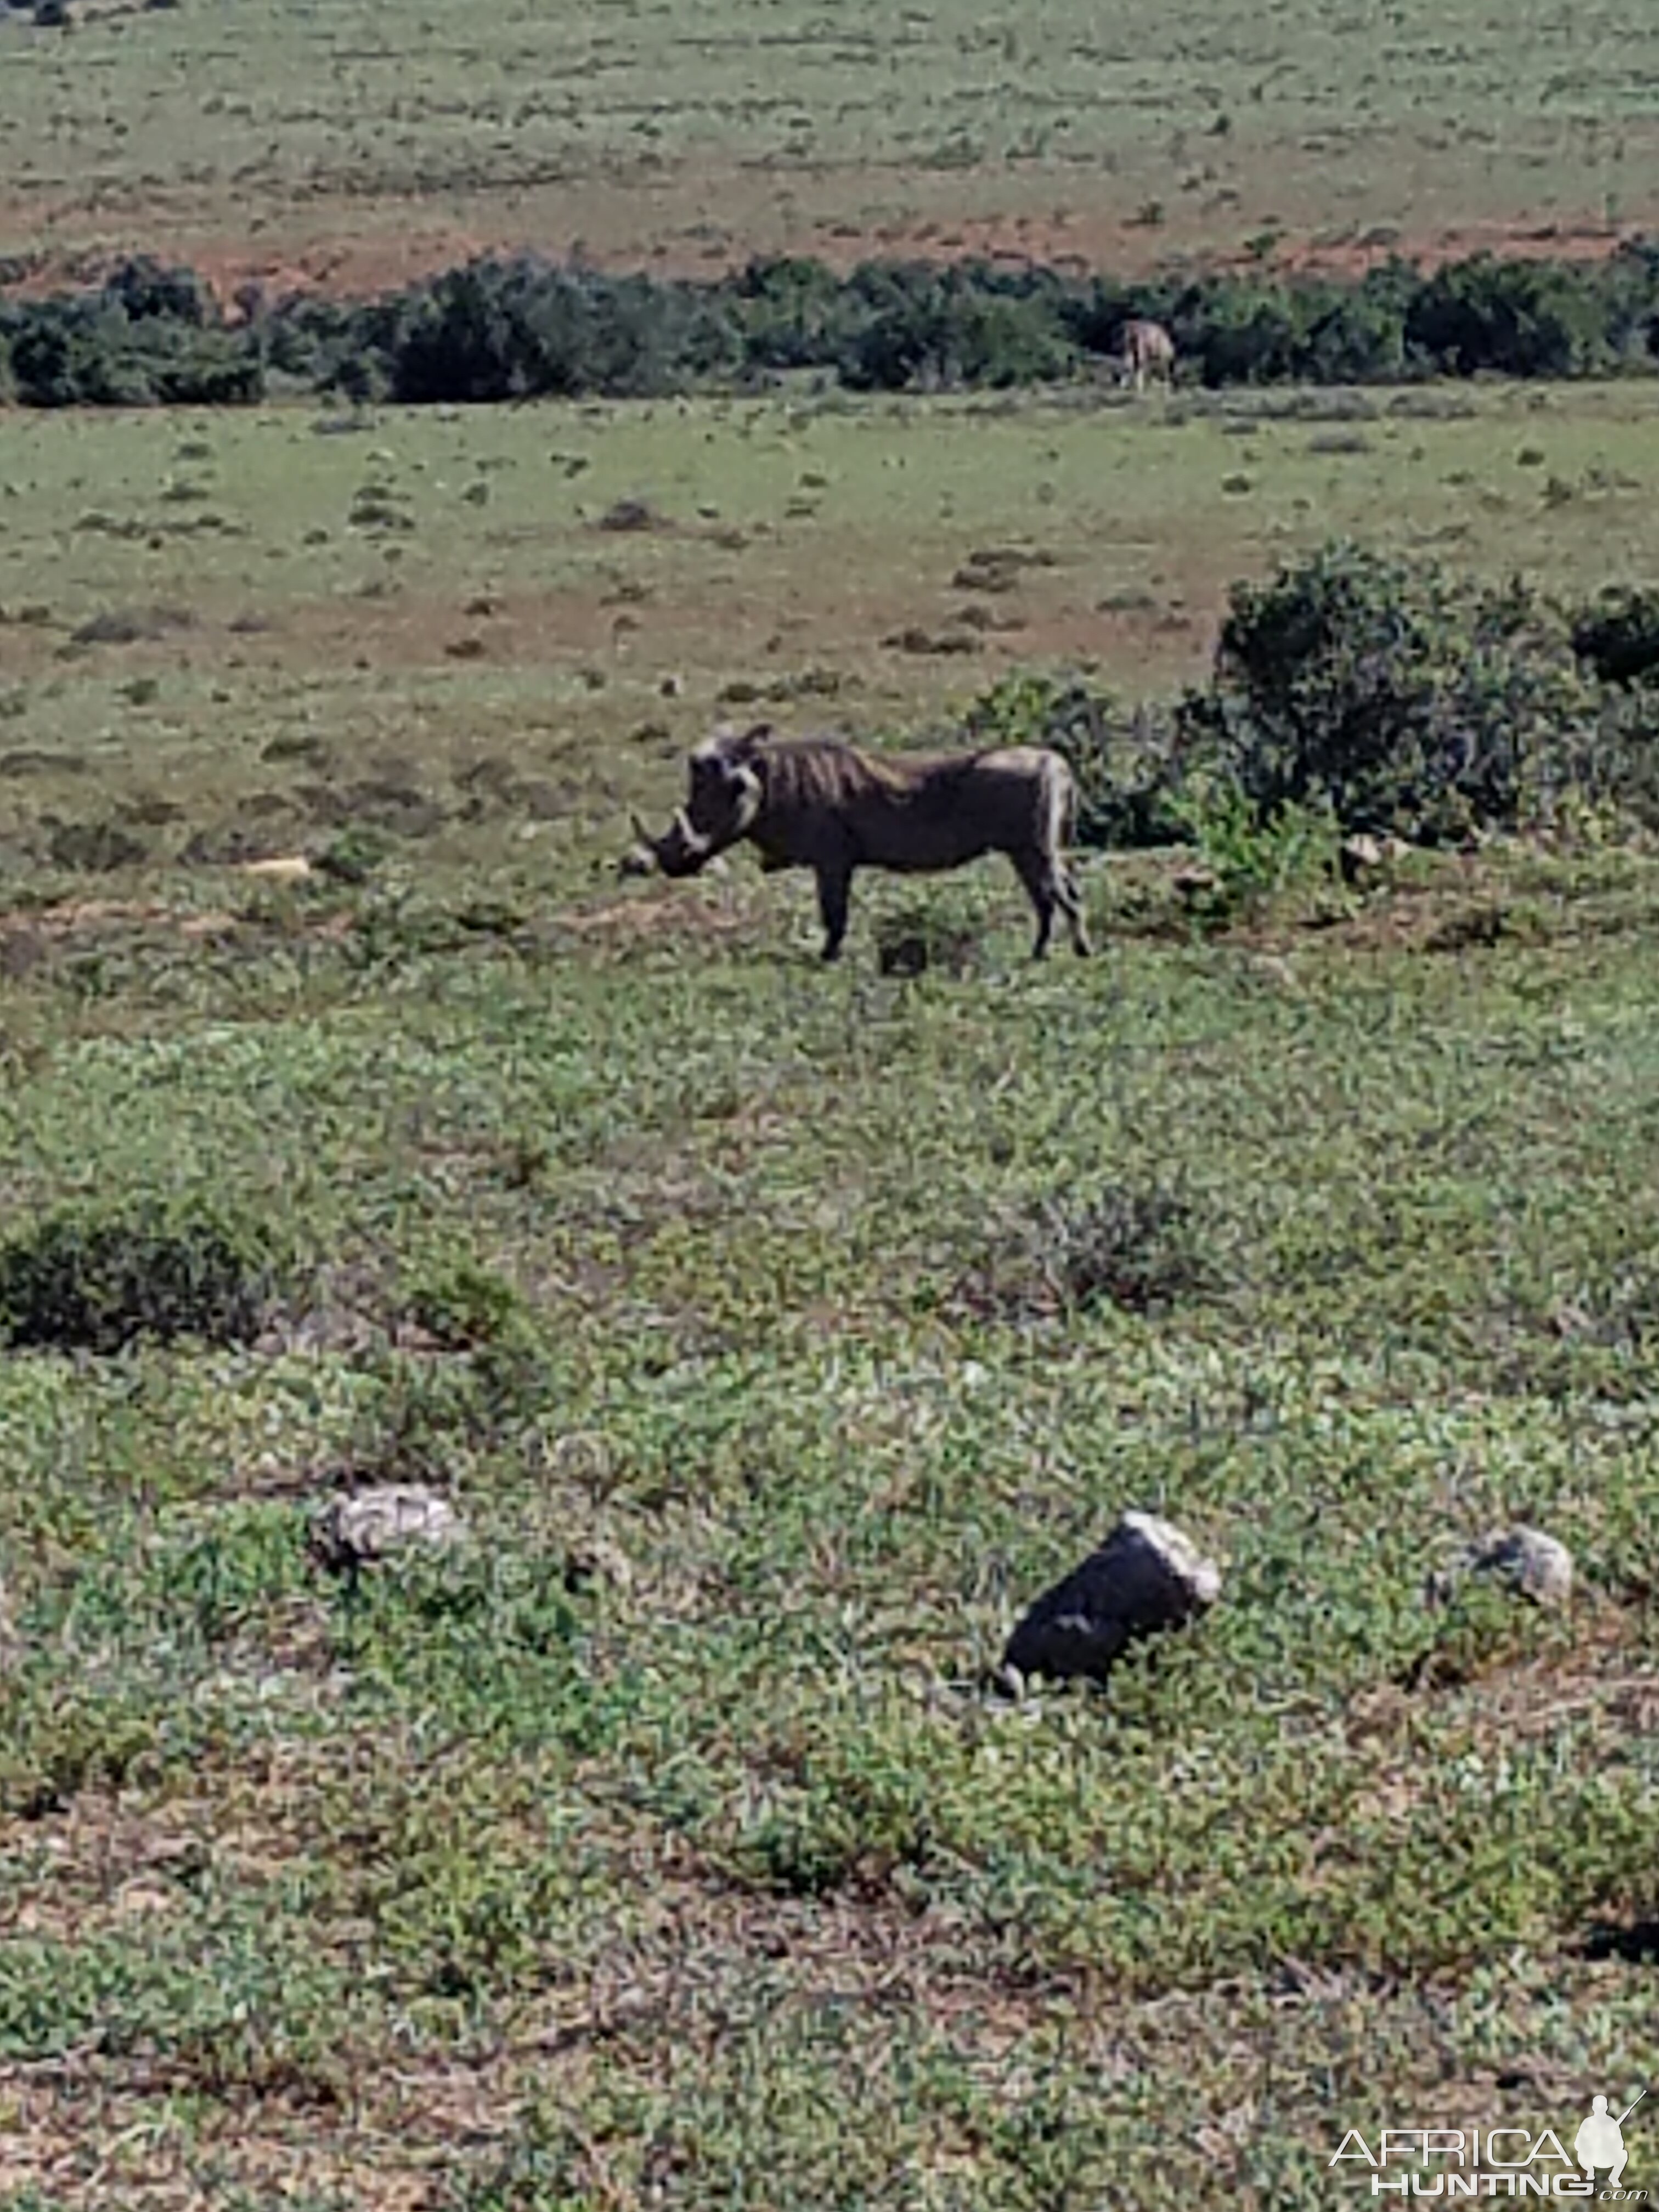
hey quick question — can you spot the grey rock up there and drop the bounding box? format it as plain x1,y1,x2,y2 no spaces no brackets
309,1484,466,1575
1003,1509,1222,1683
1429,1523,1574,1610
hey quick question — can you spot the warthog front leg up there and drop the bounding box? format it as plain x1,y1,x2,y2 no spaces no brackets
815,861,853,962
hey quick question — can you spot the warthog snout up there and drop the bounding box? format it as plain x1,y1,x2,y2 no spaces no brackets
632,809,711,878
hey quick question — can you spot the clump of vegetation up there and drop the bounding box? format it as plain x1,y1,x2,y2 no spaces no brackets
1571,584,1659,687
1,257,263,408
1174,541,1642,844
401,1257,534,1353
1170,780,1340,929
953,551,1659,886
0,1202,279,1353
957,1183,1220,1321
46,818,148,872
315,824,391,883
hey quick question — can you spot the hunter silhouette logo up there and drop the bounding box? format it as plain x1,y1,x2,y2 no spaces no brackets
1331,2088,1649,2197
1576,2092,1644,2191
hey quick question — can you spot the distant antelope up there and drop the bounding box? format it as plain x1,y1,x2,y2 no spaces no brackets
1116,318,1176,391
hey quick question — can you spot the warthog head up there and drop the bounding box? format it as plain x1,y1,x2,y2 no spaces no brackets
633,724,771,877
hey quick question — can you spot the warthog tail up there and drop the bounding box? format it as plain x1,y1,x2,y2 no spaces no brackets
1041,751,1077,856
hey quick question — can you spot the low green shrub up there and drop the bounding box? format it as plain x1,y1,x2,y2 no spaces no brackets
1571,585,1659,686
1171,778,1340,927
0,1201,279,1352
1176,542,1615,843
956,1182,1221,1321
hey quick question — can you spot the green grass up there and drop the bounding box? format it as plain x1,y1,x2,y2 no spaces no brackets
2,379,1658,875
2,883,1658,2203
0,388,1658,2201
1,0,1656,278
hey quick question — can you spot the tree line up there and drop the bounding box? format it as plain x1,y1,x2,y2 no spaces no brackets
4,244,1659,407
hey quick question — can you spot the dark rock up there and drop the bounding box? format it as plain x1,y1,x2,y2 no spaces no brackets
1003,1509,1221,1684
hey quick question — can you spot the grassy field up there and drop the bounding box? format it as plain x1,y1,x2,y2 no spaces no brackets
4,378,1659,875
2,0,1658,288
0,383,1655,2204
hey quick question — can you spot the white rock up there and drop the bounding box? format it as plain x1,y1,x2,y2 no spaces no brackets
240,855,312,883
1002,1509,1221,1683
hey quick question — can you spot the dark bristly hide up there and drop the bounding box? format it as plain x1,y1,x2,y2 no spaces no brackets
636,723,1091,962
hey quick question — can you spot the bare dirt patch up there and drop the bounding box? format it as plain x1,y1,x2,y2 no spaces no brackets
3,189,1643,315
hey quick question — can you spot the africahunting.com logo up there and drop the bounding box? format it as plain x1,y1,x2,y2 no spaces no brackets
1331,2091,1647,2198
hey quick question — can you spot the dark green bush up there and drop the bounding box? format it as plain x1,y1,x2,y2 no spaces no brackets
379,256,741,404
1404,255,1610,377
1176,543,1612,842
100,256,215,328
735,254,864,373
2,260,263,407
1571,586,1659,686
841,263,1076,391
0,1203,278,1353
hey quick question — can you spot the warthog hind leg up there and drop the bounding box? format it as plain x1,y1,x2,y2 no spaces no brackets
1056,861,1092,956
1009,847,1062,959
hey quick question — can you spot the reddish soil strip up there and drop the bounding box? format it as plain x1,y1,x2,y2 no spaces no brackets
0,206,1639,314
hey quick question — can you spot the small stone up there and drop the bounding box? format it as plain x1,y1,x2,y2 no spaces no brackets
308,1485,465,1575
1172,865,1218,906
1339,832,1411,886
1002,1509,1221,1684
239,854,312,883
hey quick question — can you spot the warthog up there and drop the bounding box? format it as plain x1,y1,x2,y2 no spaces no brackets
634,724,1092,962
1116,318,1176,391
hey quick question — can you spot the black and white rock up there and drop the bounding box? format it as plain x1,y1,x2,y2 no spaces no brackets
308,1485,466,1575
1428,1524,1574,1610
1002,1509,1222,1684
